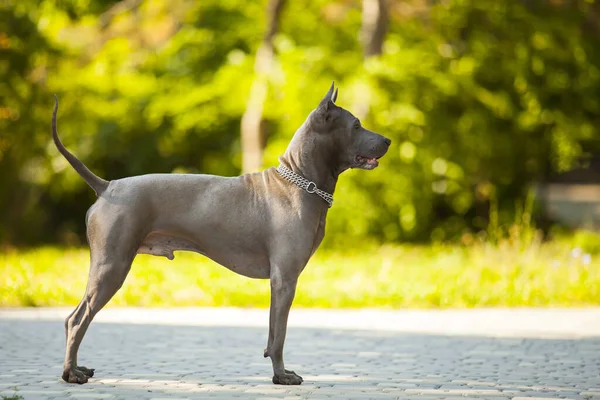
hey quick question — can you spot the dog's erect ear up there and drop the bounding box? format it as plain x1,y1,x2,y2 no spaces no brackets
318,81,337,111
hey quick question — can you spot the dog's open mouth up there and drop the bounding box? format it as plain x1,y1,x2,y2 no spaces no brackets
356,155,380,169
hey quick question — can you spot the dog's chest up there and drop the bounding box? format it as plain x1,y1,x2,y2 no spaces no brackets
310,214,327,256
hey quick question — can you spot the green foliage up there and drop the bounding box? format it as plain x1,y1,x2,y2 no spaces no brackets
1,0,599,245
324,0,600,243
569,230,600,255
2,236,599,308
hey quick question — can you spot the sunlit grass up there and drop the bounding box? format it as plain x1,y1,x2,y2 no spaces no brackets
1,235,599,308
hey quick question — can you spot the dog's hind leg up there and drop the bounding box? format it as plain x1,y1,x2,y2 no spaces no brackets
63,302,92,379
62,208,142,384
62,254,134,384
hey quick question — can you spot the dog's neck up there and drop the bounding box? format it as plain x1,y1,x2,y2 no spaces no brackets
279,123,341,196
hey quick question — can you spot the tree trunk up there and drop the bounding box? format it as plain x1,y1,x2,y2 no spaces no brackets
357,0,388,118
361,0,388,58
241,0,286,174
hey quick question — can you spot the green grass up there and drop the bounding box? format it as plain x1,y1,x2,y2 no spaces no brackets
1,234,599,308
1,393,23,400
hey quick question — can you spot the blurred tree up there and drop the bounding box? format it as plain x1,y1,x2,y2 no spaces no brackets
361,0,388,58
241,0,287,173
1,0,599,246
348,0,600,242
354,0,388,120
0,1,62,244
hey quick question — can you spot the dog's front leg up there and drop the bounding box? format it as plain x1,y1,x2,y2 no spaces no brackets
265,266,303,385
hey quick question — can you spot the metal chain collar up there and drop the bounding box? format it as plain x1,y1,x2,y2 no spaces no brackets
276,165,333,208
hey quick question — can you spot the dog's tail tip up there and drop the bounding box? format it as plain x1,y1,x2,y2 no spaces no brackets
51,94,110,197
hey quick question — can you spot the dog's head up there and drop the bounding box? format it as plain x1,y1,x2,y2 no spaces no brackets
306,82,391,172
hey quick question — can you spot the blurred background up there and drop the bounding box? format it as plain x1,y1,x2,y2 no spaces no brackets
1,0,600,308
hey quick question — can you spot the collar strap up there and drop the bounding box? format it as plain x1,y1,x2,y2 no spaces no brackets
276,165,333,208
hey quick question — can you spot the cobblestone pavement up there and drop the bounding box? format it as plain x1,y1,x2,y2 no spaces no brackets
1,308,600,399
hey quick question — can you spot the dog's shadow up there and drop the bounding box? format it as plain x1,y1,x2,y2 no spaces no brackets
1,320,599,398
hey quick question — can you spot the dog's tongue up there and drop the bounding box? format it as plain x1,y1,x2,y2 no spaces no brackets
356,155,379,167
365,157,378,167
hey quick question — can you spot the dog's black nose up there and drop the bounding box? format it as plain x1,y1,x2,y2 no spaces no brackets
384,138,391,146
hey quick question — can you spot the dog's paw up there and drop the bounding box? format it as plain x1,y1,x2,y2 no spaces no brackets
76,365,95,377
62,368,89,384
272,370,303,385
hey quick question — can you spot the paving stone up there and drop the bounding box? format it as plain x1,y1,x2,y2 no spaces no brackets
512,398,568,400
2,308,600,399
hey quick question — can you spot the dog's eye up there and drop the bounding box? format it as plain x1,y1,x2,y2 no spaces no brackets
354,120,361,129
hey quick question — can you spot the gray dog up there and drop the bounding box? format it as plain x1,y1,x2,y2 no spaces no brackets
53,83,390,385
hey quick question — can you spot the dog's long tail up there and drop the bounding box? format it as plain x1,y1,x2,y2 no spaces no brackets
52,95,109,196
